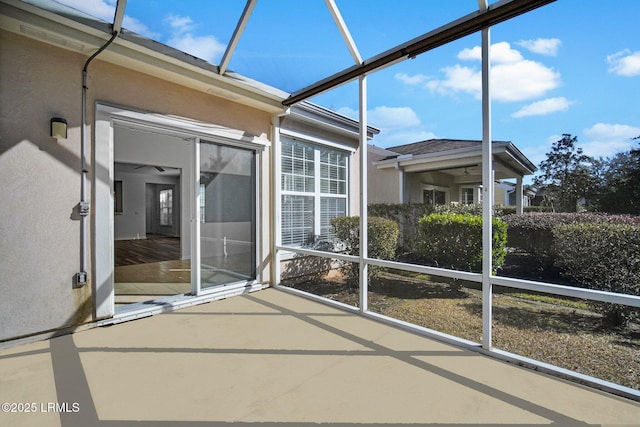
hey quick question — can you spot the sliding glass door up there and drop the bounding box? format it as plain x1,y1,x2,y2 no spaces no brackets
199,141,256,290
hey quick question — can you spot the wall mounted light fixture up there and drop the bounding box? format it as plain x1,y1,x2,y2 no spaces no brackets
50,117,67,139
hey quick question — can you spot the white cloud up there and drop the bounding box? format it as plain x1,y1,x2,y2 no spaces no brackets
51,6,225,63
581,123,640,158
56,0,115,21
607,49,640,77
457,46,482,61
336,106,358,119
425,64,481,97
122,17,157,37
458,42,523,63
167,34,226,63
55,0,156,38
517,38,561,56
368,106,421,129
166,15,195,35
337,106,421,129
512,97,573,118
394,72,429,85
165,15,225,63
417,42,561,102
337,105,434,147
492,60,560,102
425,60,560,102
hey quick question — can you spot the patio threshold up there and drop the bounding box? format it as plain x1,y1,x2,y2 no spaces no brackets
104,282,268,325
1,288,638,426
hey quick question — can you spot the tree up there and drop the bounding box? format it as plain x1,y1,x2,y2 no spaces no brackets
533,134,601,212
597,144,640,214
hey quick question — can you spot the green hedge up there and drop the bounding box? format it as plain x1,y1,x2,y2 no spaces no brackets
503,213,640,268
553,223,640,326
416,213,507,273
331,216,399,284
368,203,433,254
496,205,552,216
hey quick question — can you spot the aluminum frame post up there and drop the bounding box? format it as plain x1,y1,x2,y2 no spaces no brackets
516,176,524,214
359,75,368,313
219,0,257,75
271,113,284,286
481,25,493,350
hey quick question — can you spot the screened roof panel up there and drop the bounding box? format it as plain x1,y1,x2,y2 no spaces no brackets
18,0,640,169
221,0,357,92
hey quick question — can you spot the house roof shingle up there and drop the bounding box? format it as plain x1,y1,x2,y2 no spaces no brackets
386,139,511,156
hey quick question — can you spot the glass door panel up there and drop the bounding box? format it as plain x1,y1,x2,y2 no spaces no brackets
199,142,256,290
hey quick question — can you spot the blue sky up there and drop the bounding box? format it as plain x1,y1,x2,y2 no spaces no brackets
56,0,640,174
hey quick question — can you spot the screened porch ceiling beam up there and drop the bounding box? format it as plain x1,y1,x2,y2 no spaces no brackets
112,0,127,34
219,0,258,76
283,0,555,106
324,0,363,65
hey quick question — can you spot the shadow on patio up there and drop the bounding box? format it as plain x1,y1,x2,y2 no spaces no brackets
1,288,638,426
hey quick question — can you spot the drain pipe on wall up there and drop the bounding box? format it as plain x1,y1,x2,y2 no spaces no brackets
77,2,126,287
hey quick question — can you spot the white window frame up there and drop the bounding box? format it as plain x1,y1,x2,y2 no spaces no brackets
422,185,449,205
279,135,351,248
460,185,482,205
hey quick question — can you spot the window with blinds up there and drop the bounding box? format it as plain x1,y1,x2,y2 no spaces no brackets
281,139,314,193
281,137,349,246
320,149,347,194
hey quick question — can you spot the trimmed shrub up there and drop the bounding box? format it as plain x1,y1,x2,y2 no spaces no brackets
434,203,483,216
503,213,640,269
552,223,640,326
331,216,399,285
496,205,552,216
416,213,507,273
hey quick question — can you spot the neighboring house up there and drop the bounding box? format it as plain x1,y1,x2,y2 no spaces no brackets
0,0,375,342
496,180,538,208
368,139,537,213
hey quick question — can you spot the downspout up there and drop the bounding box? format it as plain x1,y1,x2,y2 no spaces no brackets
77,26,120,286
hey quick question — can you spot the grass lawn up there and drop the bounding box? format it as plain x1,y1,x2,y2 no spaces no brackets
285,270,640,391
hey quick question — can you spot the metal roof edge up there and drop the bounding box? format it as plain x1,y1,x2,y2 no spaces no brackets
288,101,380,139
376,141,537,175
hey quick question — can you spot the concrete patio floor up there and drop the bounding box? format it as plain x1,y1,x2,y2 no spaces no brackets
1,288,639,427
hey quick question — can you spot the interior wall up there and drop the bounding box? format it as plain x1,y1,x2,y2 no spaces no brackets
114,127,191,258
114,169,180,240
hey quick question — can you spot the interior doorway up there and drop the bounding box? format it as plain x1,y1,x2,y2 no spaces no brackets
113,162,190,307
